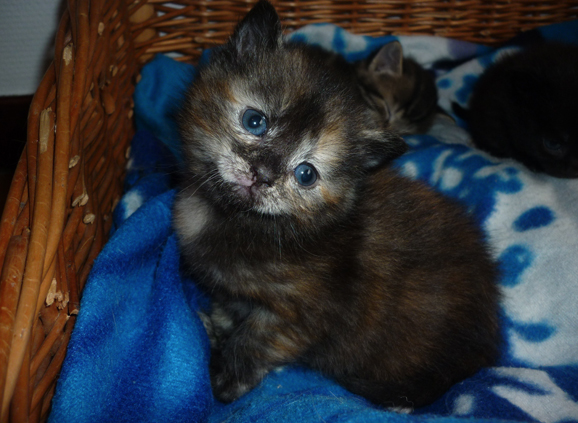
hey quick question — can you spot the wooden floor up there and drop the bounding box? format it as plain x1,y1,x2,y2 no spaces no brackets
0,95,30,215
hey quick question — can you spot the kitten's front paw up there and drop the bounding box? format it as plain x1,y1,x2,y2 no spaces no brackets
197,311,220,349
211,369,254,403
209,352,264,403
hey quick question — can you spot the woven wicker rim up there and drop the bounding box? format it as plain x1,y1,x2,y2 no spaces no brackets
0,1,577,422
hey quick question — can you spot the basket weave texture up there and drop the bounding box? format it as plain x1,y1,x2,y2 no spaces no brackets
0,0,577,421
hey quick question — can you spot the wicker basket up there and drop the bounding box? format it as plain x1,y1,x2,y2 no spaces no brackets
0,0,577,421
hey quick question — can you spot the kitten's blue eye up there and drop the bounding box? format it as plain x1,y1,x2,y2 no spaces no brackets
543,138,563,152
294,163,317,187
242,109,267,136
542,137,569,158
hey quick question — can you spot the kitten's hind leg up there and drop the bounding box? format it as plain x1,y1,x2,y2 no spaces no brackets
210,309,306,403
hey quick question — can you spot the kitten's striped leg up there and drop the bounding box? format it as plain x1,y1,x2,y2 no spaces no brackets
210,309,305,403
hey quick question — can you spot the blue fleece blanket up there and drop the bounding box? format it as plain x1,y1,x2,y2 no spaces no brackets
49,21,578,423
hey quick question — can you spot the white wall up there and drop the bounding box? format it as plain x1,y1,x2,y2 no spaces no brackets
0,0,64,96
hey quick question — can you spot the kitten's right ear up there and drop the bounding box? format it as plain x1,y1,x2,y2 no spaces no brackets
229,0,283,57
369,41,403,76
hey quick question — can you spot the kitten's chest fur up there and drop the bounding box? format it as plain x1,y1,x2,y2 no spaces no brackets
175,189,362,310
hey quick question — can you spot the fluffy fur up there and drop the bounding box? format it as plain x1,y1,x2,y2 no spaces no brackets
468,42,578,178
355,41,439,135
174,0,500,408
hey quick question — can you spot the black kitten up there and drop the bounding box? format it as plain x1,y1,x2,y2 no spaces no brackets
355,41,439,134
174,0,500,408
468,42,578,177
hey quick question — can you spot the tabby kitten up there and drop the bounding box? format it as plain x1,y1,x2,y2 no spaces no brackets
468,42,578,178
355,41,439,134
174,0,500,408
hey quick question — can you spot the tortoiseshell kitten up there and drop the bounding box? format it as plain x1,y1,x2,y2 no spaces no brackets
355,41,439,135
174,0,500,408
468,42,578,178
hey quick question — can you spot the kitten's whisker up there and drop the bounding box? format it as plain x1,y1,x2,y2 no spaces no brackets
180,172,210,193
185,170,221,198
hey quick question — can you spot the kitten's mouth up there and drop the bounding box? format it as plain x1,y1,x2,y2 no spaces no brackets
232,168,273,199
235,182,271,200
235,183,255,198
232,174,262,200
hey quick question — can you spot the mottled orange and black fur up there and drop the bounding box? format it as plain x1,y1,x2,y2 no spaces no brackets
174,0,500,408
355,41,439,135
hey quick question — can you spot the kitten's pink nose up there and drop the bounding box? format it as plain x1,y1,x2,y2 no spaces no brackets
251,165,274,187
235,174,254,187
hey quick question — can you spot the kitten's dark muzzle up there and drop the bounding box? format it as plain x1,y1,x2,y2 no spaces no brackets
251,164,275,187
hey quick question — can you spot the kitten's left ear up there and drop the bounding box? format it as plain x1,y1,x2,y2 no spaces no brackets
369,41,404,76
358,131,408,170
229,0,283,57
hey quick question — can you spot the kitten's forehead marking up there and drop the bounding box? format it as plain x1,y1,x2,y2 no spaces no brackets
288,135,317,168
286,124,350,209
315,128,350,207
314,124,347,168
230,82,266,112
